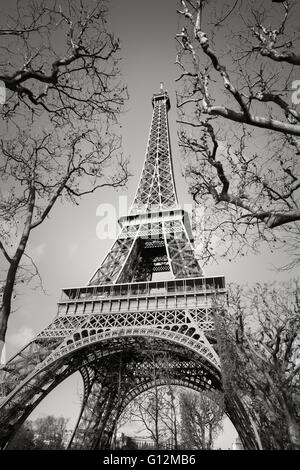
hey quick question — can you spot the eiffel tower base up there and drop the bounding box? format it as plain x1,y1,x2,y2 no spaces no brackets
0,295,261,450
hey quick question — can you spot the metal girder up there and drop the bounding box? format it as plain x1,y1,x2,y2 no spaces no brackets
69,375,115,449
89,235,137,285
130,92,178,214
0,89,261,450
0,333,222,448
88,89,202,286
88,215,203,285
69,346,223,450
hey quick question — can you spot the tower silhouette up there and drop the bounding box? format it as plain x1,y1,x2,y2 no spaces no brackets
0,89,258,449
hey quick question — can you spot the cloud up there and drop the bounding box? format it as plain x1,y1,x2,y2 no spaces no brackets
0,341,6,365
8,326,35,350
26,242,46,259
32,243,46,257
68,242,79,258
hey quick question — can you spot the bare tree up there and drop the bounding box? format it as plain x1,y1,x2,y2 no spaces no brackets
179,389,224,449
0,0,127,125
164,384,179,450
124,385,181,450
216,280,300,449
126,387,165,449
0,0,129,349
119,348,180,450
175,0,300,265
0,128,128,347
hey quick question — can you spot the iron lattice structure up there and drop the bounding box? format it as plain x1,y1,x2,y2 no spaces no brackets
0,89,259,450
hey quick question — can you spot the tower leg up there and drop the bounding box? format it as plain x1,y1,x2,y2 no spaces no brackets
68,372,120,450
0,357,78,449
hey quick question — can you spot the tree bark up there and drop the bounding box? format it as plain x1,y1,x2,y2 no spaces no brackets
0,188,35,346
279,392,300,450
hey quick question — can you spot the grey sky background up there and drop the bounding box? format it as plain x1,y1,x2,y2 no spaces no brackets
1,0,299,448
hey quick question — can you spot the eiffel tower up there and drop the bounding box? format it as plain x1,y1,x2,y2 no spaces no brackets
0,87,259,450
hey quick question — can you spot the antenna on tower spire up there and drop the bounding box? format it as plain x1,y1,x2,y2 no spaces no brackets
160,82,164,92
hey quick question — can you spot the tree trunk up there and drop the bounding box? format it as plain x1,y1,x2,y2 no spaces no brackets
0,188,35,348
280,393,300,450
0,258,21,345
154,385,160,449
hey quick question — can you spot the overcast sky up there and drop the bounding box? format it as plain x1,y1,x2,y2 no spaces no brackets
1,0,299,449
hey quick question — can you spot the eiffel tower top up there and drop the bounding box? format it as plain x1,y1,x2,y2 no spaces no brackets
130,84,179,215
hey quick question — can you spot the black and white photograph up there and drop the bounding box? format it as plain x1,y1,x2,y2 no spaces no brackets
0,0,299,457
